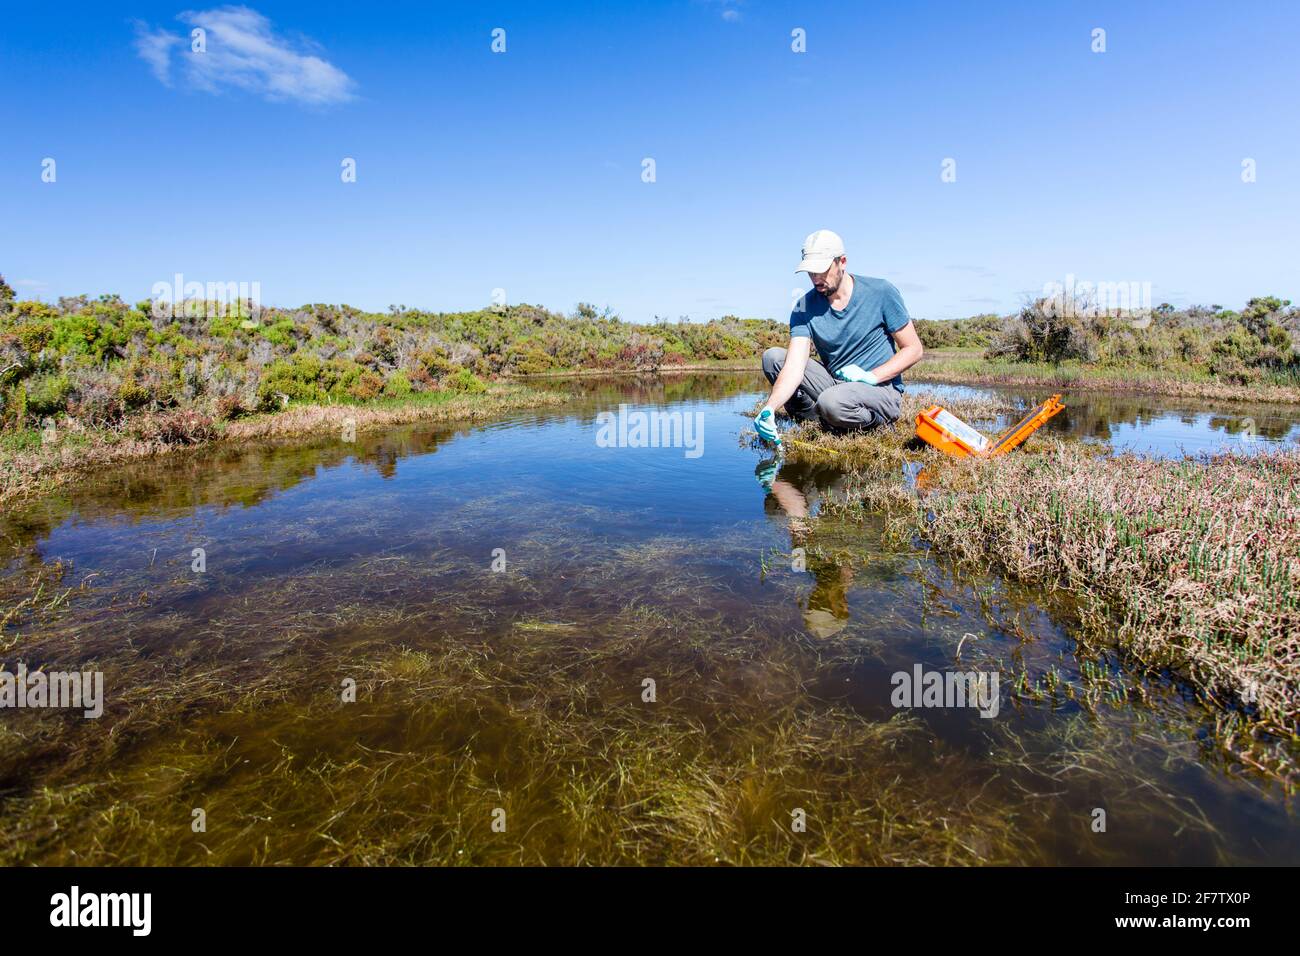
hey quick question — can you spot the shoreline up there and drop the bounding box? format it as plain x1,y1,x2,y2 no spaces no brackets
916,366,1300,405
10,359,1297,513
506,362,756,378
0,384,566,509
914,351,1300,405
511,356,1300,405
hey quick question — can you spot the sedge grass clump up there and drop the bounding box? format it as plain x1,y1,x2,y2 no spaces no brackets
865,440,1300,738
739,390,1014,471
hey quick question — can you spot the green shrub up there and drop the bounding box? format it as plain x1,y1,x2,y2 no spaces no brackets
416,348,457,378
117,377,152,410
369,327,397,364
207,313,245,340
2,383,28,428
10,300,59,320
13,322,54,354
259,319,298,347
383,371,412,399
50,314,106,356
510,346,557,374
448,368,487,393
24,374,71,417
258,356,330,407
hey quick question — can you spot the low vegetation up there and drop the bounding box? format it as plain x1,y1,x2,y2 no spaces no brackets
917,295,1300,399
6,273,1296,457
0,278,784,443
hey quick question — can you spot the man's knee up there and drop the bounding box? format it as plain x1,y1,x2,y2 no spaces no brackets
814,389,852,428
762,346,786,381
816,385,900,430
870,388,902,426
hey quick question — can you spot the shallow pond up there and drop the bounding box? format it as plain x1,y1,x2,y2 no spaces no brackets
1,373,1296,864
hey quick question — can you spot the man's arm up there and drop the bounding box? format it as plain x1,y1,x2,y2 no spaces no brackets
866,320,923,383
763,336,811,413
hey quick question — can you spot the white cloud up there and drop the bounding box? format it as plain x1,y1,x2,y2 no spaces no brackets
133,22,182,84
696,0,743,22
133,6,355,106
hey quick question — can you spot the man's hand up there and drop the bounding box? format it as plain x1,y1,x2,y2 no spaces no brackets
754,406,780,444
834,364,879,385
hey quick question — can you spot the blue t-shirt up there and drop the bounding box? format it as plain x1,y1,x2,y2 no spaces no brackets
790,275,911,393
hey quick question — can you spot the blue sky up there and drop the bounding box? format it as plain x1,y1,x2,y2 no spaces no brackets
3,0,1297,322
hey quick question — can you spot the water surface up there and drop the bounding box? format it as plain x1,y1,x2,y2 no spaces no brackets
1,373,1296,864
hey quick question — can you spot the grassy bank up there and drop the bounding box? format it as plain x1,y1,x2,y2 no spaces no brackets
892,444,1300,777
918,348,1300,404
0,384,565,507
914,294,1300,404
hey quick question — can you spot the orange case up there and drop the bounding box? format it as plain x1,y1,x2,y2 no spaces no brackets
916,394,1064,458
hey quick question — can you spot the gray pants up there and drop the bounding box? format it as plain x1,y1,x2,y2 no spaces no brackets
762,347,901,430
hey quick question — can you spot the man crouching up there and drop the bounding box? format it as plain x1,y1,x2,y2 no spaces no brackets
755,229,923,442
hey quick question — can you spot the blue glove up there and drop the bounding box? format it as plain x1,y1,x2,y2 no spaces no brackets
835,364,879,385
754,407,780,444
755,458,780,490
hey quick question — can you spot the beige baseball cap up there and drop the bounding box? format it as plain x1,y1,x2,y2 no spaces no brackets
795,229,845,274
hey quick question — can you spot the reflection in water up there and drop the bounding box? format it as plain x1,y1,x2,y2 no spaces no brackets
1003,389,1299,455
760,455,855,639
800,560,854,640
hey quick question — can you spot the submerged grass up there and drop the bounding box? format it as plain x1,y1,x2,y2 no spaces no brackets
14,513,1175,864
0,558,88,652
0,568,1033,866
